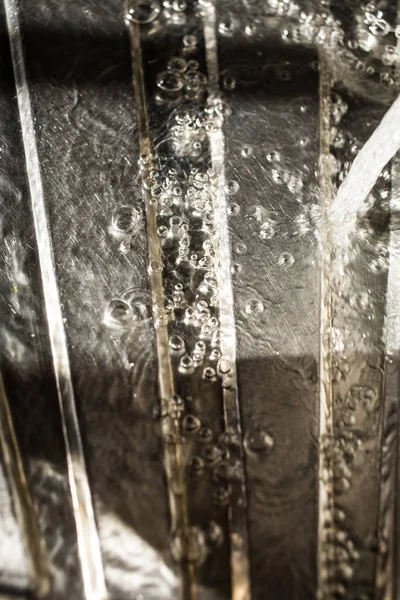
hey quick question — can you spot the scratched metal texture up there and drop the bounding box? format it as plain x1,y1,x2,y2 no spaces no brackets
0,1,172,599
214,3,321,599
0,1,400,600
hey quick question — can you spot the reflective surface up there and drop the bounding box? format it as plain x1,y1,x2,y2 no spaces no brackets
1,1,400,599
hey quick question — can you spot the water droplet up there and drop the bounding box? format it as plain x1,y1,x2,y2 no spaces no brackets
167,57,187,72
222,73,236,91
183,34,197,48
187,59,199,70
241,145,253,158
219,18,235,35
157,225,168,238
231,262,242,275
210,348,221,361
266,150,281,163
235,243,247,255
191,341,204,357
245,299,264,315
104,299,131,328
278,252,295,267
217,358,231,374
169,334,185,353
111,205,140,236
179,354,194,374
227,203,241,219
203,366,217,381
126,0,161,24
244,23,257,36
245,427,274,454
157,70,184,93
149,260,163,272
198,426,213,443
170,0,186,12
183,414,201,434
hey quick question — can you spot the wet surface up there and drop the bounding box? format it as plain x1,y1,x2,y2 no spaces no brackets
0,1,400,599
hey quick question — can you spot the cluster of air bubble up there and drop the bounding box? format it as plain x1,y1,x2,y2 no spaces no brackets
103,201,151,329
320,492,361,600
215,0,400,96
126,14,249,567
156,49,208,106
320,73,390,597
329,90,391,356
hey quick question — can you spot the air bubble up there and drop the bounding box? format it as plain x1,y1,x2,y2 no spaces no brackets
183,414,201,434
245,427,274,454
126,0,161,23
169,334,185,353
245,299,264,315
267,151,281,163
171,0,186,11
183,34,197,48
111,206,139,236
119,238,132,254
179,355,194,374
198,426,213,443
195,340,206,353
203,367,217,381
104,299,131,328
219,18,235,35
187,59,199,70
245,23,257,36
167,57,187,72
188,456,205,475
149,260,163,272
210,348,221,361
235,243,247,255
222,74,236,90
278,252,295,267
217,358,231,374
157,70,184,93
241,145,253,158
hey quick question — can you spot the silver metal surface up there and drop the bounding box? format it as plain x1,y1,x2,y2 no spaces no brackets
0,1,400,599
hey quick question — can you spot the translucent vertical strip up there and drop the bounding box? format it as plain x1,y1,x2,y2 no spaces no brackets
376,157,400,600
202,5,251,600
376,9,400,598
127,19,196,600
317,52,335,600
3,1,107,598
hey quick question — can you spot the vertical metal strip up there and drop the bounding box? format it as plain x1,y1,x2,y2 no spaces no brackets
376,153,400,600
317,51,335,600
4,1,107,598
127,19,196,600
202,4,251,600
376,6,400,598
